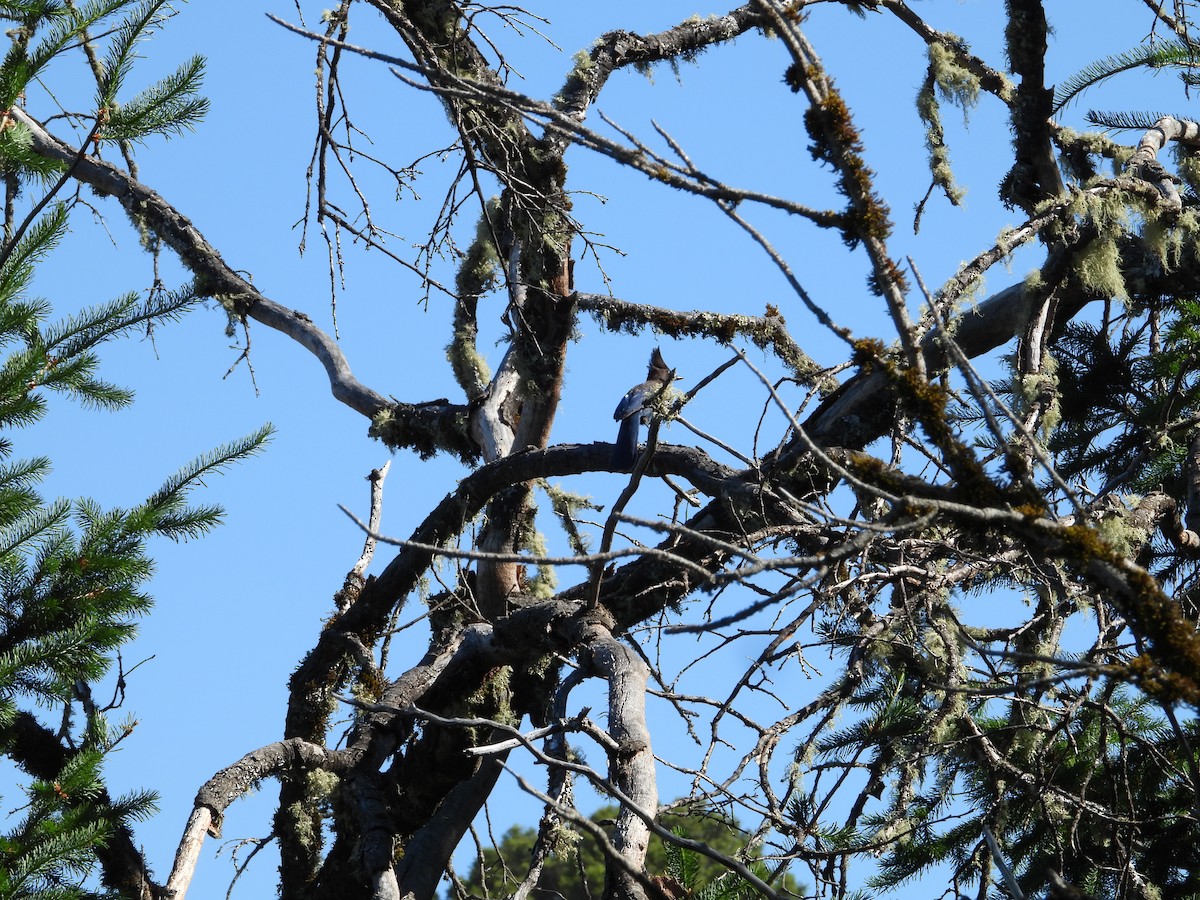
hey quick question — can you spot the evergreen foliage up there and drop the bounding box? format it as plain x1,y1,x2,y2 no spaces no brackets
0,198,271,893
459,803,802,900
858,689,1200,898
1054,40,1200,113
0,746,153,900
2,3,1200,899
93,1,208,145
0,3,266,897
0,0,207,174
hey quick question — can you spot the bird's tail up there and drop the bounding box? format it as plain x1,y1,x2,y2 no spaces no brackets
612,415,640,470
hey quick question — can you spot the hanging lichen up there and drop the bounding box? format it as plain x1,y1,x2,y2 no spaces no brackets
519,520,558,600
1140,206,1198,272
448,198,502,400
929,39,981,109
914,38,981,222
1013,352,1061,437
1076,235,1127,299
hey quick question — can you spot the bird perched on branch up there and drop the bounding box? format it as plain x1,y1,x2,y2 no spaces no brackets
612,348,675,470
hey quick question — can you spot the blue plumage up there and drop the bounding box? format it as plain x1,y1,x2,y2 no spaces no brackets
612,348,674,470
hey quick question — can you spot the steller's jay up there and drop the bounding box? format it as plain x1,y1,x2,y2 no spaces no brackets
612,348,674,470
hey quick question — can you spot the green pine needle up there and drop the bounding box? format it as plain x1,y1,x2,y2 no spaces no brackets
26,0,136,87
1055,41,1200,112
0,203,68,303
103,53,208,144
1085,108,1190,131
139,423,274,540
96,0,177,109
0,496,69,561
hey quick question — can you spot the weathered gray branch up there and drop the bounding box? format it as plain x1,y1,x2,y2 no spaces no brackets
166,738,343,899
581,625,656,900
12,106,391,419
1125,116,1200,208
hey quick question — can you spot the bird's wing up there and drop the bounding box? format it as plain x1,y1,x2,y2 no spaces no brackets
613,383,647,421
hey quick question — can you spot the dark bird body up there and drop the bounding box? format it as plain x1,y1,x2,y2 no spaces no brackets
612,348,673,470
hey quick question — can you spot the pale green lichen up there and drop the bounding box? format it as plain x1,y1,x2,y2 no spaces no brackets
541,480,600,556
1141,206,1199,272
995,225,1018,256
286,801,320,850
871,816,916,848
916,41,977,211
520,524,558,600
929,697,966,744
1076,235,1127,299
928,39,980,111
461,666,518,732
1066,183,1134,234
455,198,503,299
550,821,581,857
1013,352,1061,437
1093,497,1150,559
1174,145,1200,193
305,768,340,802
1056,125,1135,181
570,49,595,74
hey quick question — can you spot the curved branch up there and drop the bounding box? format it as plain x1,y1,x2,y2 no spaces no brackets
1124,115,1200,208
165,738,343,899
10,106,391,419
551,5,765,152
581,626,657,900
332,442,740,641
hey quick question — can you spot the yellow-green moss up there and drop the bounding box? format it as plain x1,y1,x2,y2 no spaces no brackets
928,39,980,110
1092,498,1150,560
285,801,320,850
1142,206,1199,272
1075,236,1127,298
1012,352,1061,436
305,768,340,802
1175,146,1200,193
520,524,558,600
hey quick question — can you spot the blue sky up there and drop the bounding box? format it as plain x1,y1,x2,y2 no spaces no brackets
2,1,1175,896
